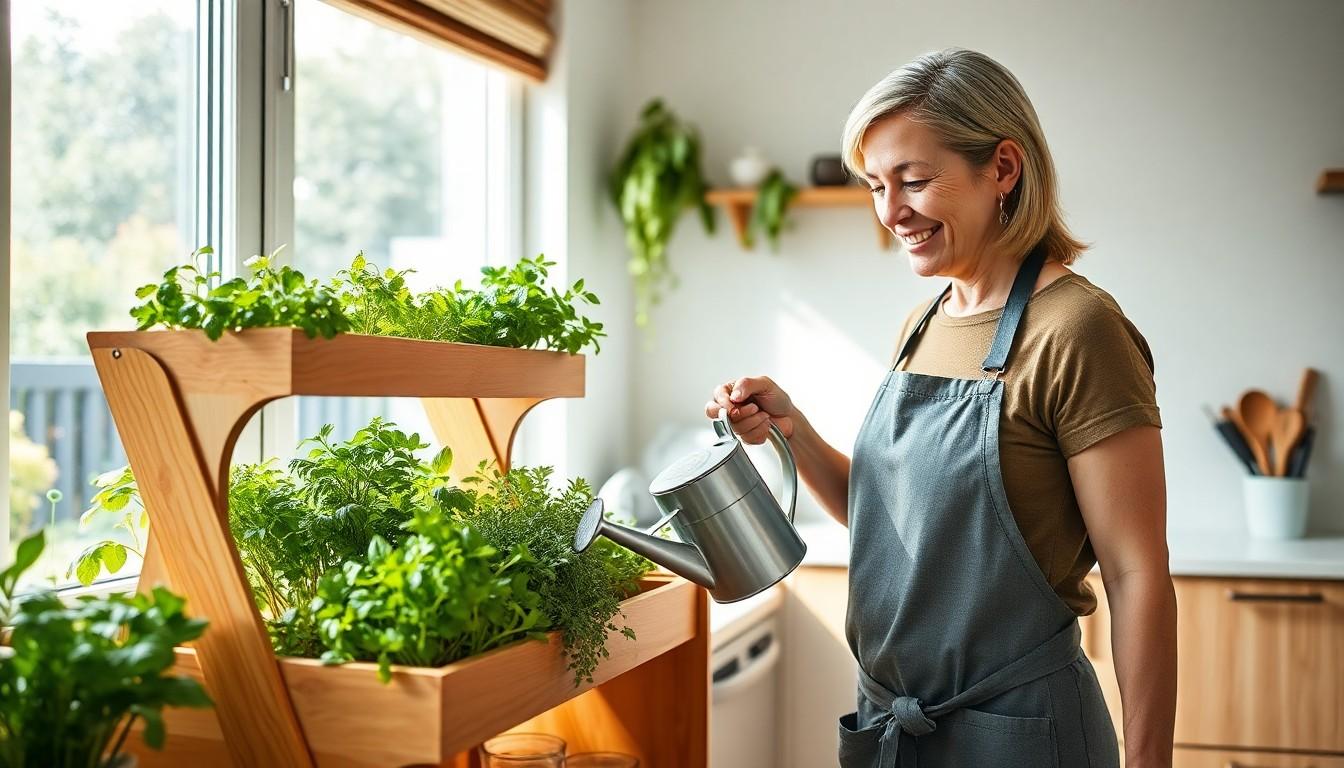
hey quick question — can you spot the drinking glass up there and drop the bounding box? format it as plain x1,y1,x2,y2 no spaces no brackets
479,733,567,767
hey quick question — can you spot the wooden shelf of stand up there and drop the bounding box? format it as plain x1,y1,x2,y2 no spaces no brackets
86,328,710,768
1318,169,1344,194
705,186,892,250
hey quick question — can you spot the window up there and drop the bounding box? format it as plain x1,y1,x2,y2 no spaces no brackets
278,0,519,451
7,1,199,589
2,0,522,589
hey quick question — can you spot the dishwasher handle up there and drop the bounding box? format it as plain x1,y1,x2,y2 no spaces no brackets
711,633,780,702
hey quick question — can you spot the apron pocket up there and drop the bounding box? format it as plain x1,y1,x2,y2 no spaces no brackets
921,707,1059,768
837,711,885,767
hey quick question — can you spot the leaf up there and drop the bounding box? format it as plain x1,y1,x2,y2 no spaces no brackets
100,542,129,574
430,446,454,476
75,546,104,586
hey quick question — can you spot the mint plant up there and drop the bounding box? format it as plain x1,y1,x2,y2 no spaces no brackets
129,246,350,340
312,512,548,683
1,531,212,768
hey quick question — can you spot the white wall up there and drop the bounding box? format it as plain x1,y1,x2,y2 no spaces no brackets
597,0,1344,534
517,0,637,485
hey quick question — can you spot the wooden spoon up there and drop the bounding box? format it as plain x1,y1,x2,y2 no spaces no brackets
1295,368,1319,417
1271,408,1307,477
1224,405,1270,476
1237,390,1278,476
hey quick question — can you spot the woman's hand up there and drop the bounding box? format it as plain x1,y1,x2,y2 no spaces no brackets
704,375,796,444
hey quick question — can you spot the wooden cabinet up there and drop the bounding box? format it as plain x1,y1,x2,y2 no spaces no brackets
1080,573,1344,765
779,566,856,768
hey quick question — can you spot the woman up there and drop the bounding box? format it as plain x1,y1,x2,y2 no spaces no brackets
706,49,1176,768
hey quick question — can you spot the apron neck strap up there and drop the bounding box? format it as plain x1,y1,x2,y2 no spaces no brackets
891,241,1049,374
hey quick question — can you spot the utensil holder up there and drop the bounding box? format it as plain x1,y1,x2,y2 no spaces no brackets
1243,476,1309,540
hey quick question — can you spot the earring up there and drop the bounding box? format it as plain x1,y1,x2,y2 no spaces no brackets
998,192,1009,226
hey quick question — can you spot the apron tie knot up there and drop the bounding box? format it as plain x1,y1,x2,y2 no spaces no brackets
890,696,935,736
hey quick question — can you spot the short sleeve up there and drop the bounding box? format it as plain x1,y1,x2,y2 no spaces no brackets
1045,300,1162,457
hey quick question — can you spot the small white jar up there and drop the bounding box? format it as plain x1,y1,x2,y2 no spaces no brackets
729,146,771,187
1242,476,1310,540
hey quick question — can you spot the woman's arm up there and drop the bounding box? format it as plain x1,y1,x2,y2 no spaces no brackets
709,376,853,526
1068,425,1176,768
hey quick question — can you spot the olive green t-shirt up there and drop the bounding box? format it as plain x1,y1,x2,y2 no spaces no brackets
891,272,1161,616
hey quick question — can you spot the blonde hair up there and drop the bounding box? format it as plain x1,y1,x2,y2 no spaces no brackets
842,48,1087,265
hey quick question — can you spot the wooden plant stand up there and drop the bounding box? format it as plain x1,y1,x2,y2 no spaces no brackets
87,329,709,768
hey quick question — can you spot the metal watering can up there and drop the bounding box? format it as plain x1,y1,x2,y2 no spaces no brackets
573,408,807,603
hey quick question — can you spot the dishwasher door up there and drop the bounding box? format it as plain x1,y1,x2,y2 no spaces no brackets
710,616,780,768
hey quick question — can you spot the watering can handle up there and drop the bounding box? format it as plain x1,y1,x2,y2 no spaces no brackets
714,407,799,524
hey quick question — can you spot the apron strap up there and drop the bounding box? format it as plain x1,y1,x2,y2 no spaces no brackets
858,620,1082,768
891,241,1049,375
892,284,951,371
981,241,1048,375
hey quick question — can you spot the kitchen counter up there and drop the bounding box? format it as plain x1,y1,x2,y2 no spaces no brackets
793,519,1344,579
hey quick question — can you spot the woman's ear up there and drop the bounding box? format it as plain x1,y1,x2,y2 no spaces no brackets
993,138,1025,195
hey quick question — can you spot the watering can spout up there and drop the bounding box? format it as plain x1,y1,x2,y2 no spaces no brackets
573,499,716,590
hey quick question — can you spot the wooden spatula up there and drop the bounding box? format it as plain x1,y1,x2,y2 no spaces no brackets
1295,368,1319,416
1225,405,1271,476
1271,408,1307,477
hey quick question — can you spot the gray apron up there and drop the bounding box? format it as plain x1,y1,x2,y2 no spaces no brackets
839,244,1120,768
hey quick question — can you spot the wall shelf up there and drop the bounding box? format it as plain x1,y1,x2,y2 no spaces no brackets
1318,169,1344,194
705,186,892,250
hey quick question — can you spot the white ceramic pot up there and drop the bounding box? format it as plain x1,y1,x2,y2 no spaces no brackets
729,147,771,187
1242,476,1309,540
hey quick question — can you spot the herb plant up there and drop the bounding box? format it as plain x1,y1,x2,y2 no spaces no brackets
1,530,212,768
609,99,715,327
70,416,649,688
747,169,799,252
69,466,144,586
312,511,547,683
453,463,654,685
129,246,350,340
331,253,605,354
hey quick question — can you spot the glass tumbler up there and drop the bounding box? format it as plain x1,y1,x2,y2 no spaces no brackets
565,753,639,768
479,733,567,767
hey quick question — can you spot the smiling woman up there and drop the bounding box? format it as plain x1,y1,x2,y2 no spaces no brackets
711,47,1176,768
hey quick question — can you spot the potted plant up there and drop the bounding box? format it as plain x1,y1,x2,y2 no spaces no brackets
0,529,211,768
609,99,715,327
746,169,799,251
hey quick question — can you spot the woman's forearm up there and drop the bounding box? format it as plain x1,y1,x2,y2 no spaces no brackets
788,407,852,526
1107,568,1178,767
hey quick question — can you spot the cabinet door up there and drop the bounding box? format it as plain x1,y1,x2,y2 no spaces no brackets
1173,578,1344,752
1174,747,1344,768
780,566,856,768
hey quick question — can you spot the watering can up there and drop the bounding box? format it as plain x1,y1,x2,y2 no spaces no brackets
573,407,807,603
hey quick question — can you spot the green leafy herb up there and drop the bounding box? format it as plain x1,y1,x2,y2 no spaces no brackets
312,512,548,683
609,99,715,327
747,169,799,251
0,530,212,767
129,246,350,340
452,463,653,685
69,466,145,586
332,253,605,354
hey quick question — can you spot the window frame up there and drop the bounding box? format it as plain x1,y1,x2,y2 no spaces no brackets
0,0,526,586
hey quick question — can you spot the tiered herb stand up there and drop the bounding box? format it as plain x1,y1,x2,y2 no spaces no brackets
87,328,709,768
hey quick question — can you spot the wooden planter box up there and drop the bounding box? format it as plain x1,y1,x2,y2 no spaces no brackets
87,330,710,768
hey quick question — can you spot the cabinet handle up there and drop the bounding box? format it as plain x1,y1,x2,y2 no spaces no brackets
1226,589,1325,603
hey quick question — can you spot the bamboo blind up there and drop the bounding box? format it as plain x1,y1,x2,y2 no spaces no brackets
324,0,553,81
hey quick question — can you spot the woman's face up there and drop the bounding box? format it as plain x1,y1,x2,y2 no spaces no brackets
860,115,1007,280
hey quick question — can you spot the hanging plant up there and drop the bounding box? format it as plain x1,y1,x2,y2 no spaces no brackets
746,169,798,252
609,99,715,327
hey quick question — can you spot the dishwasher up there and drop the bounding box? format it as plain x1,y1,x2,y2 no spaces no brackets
710,596,781,768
